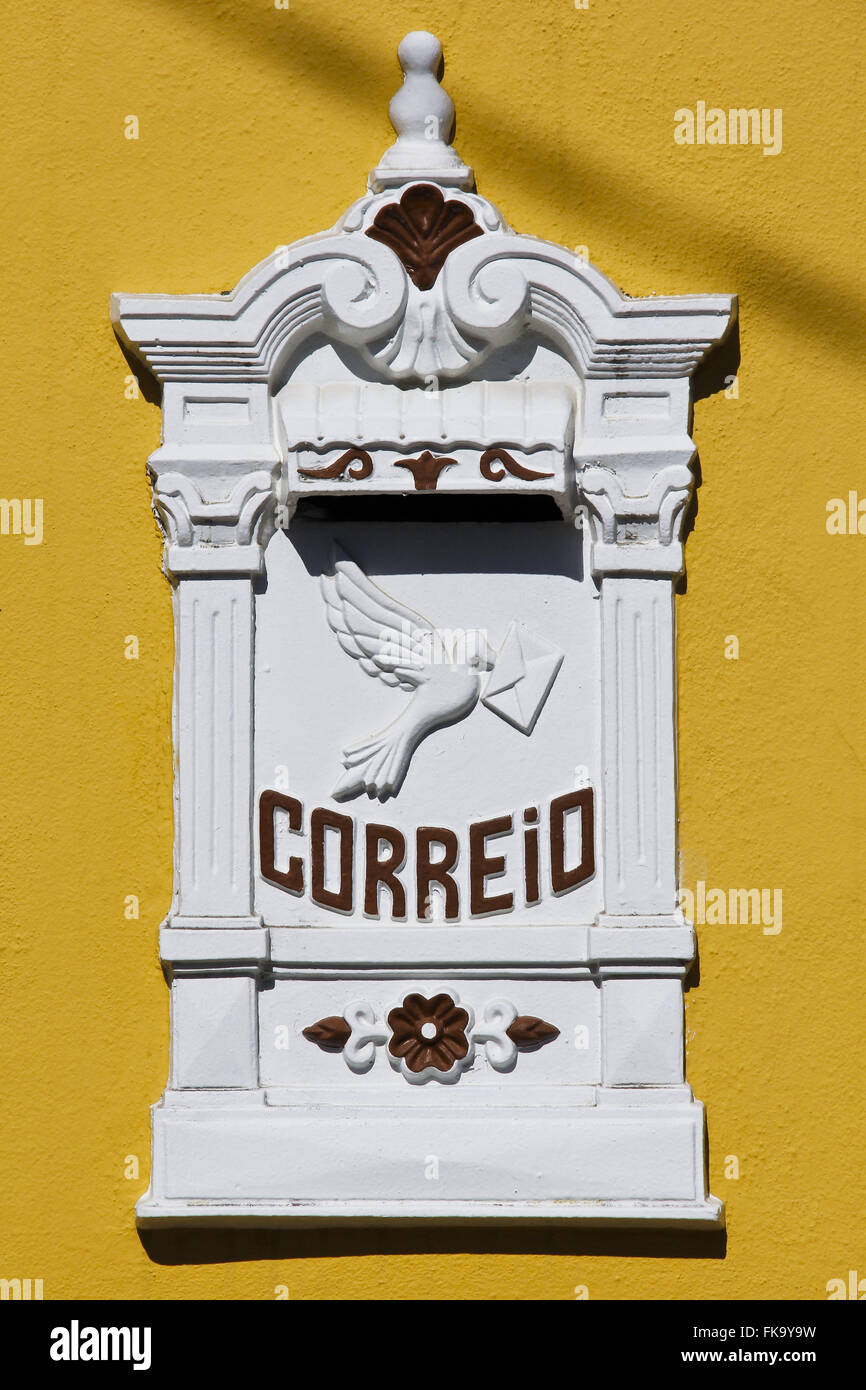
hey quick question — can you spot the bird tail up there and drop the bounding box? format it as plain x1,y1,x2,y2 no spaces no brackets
332,727,412,802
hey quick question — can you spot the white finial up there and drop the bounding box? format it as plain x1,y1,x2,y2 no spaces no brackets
370,31,474,192
390,33,452,146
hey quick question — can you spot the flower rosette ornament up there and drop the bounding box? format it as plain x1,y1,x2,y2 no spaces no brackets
386,992,473,1084
303,991,559,1080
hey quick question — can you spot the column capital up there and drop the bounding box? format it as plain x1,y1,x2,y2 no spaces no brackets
151,462,280,578
580,456,694,578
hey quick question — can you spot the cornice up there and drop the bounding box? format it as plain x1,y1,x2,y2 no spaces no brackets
112,224,735,389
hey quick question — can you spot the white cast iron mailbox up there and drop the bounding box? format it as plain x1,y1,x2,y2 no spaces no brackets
113,32,736,1226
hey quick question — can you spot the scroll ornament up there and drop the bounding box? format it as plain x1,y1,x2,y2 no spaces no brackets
297,447,554,491
365,182,484,291
303,991,559,1084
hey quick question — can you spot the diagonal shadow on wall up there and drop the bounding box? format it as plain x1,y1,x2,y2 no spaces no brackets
150,1,863,364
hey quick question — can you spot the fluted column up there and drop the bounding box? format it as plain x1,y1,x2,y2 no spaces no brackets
598,577,677,915
174,577,255,921
580,444,695,1096
581,453,693,925
148,415,280,1092
153,462,278,931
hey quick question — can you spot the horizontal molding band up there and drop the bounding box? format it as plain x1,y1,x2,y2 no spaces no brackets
158,923,694,970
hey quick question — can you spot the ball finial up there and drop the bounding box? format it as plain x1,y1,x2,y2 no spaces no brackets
370,31,474,191
397,31,442,75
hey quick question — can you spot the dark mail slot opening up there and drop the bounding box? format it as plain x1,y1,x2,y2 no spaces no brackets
294,495,564,524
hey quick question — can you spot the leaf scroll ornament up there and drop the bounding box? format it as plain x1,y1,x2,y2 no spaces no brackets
392,451,459,491
366,183,484,291
302,1016,352,1052
505,1016,560,1052
298,448,374,481
479,447,554,482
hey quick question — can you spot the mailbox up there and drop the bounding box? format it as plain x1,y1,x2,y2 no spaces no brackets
112,31,736,1226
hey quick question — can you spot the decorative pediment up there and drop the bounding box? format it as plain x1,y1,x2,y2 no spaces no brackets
112,31,731,394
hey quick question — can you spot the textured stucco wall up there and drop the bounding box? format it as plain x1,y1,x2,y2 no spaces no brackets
0,0,862,1300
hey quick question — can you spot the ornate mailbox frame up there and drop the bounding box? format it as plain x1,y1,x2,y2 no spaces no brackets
113,32,736,1227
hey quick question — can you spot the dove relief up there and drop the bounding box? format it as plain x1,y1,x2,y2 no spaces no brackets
320,548,564,801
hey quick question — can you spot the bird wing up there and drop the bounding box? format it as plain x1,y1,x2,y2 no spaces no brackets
320,548,442,691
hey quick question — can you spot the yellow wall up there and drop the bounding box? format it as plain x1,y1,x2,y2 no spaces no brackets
1,0,862,1300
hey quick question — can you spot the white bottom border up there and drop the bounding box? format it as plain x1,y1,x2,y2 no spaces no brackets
136,1196,724,1228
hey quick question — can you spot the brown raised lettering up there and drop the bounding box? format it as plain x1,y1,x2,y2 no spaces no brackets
469,815,514,915
416,827,460,921
523,806,540,905
364,822,407,918
550,788,595,893
259,790,303,894
311,807,354,913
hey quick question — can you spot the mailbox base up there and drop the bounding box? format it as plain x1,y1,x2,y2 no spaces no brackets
136,1093,723,1228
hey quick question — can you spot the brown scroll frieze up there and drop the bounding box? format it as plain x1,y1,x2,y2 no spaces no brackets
295,446,557,492
479,448,554,482
392,451,459,491
297,448,374,481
